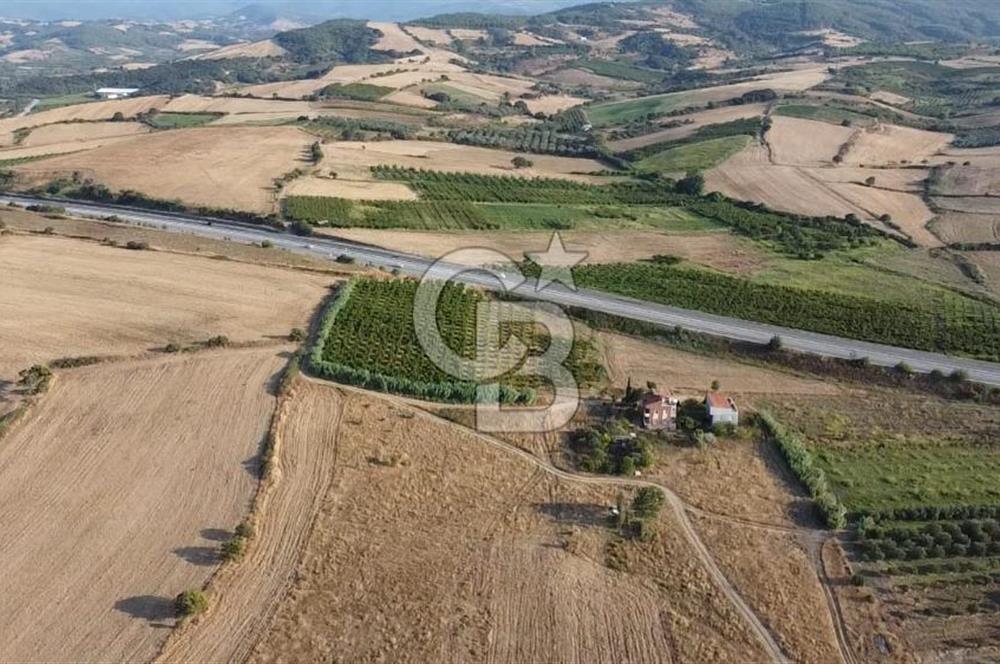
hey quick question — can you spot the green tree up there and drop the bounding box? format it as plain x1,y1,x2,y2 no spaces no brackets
677,171,705,196
631,487,665,519
175,589,208,617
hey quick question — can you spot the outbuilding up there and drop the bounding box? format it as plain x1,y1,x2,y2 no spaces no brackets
705,392,739,426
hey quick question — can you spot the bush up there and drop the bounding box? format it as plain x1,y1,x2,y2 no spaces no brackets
290,219,313,236
125,240,149,251
260,239,274,248
234,521,255,540
174,589,208,617
164,343,182,353
220,535,247,562
205,335,230,348
766,335,783,351
17,364,52,395
631,487,665,519
289,328,307,343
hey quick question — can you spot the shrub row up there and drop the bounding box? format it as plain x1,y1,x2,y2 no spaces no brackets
758,412,846,528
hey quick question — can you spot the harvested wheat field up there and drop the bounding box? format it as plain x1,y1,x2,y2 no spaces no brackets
0,348,286,664
544,67,642,90
930,212,1000,244
425,71,536,103
449,28,489,41
707,145,869,219
166,381,770,663
161,94,311,116
314,140,606,182
368,21,425,53
843,124,952,166
824,181,939,246
0,96,170,134
324,229,770,272
523,94,586,115
15,120,150,149
0,234,330,381
707,144,937,243
14,126,313,213
601,332,839,398
240,51,464,100
284,176,417,200
403,25,453,45
608,104,767,152
382,88,439,109
767,116,854,166
693,517,842,664
932,162,1000,196
191,39,286,60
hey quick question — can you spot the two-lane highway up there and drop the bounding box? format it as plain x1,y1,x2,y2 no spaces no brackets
4,192,1000,385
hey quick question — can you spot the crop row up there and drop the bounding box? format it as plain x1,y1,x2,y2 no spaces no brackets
860,519,1000,561
569,261,1000,360
446,127,595,157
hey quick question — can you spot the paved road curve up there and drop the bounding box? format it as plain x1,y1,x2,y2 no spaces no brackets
5,193,999,386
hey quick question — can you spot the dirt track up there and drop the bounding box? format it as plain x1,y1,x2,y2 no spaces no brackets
0,348,285,663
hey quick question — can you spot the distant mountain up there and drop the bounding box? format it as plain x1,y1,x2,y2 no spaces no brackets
0,0,599,22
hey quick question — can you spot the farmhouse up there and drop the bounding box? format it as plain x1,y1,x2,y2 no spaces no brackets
95,87,141,100
706,392,739,426
641,392,678,430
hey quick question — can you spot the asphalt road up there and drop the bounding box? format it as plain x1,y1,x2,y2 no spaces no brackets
5,193,1000,386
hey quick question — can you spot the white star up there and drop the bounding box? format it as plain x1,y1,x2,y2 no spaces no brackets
526,232,587,293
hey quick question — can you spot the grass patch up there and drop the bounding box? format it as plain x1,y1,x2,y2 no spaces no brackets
577,58,666,84
774,103,881,128
813,442,1000,517
318,82,394,102
148,112,222,129
586,90,693,127
636,135,752,173
33,93,97,112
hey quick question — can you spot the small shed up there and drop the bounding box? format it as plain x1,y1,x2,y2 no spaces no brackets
95,87,140,100
705,392,739,426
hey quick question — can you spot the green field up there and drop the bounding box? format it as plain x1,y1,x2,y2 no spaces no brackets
282,194,719,232
148,112,222,129
319,82,394,102
33,93,97,112
774,103,881,127
586,90,692,127
824,60,1000,118
569,260,1000,359
577,58,665,84
309,278,603,402
814,443,1000,516
636,135,751,173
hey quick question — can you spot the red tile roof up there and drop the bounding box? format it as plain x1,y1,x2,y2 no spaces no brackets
706,392,736,410
642,392,671,406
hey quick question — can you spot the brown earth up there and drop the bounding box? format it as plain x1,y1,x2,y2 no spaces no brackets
0,233,331,381
0,96,171,134
190,39,286,60
0,348,286,663
693,516,842,664
284,176,419,200
543,67,643,90
174,381,771,663
320,228,770,272
16,120,150,148
708,142,939,246
600,332,842,400
14,126,313,213
403,25,454,45
768,116,855,167
844,124,952,166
